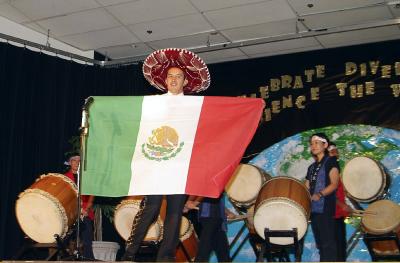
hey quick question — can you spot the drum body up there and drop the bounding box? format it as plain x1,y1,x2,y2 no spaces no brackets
114,197,164,242
225,164,271,208
362,200,400,255
254,176,311,245
342,156,388,203
15,173,78,243
175,216,198,262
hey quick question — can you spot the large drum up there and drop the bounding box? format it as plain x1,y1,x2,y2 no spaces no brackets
225,164,271,208
362,200,400,255
15,173,78,243
113,197,165,242
253,176,311,245
342,156,389,203
175,216,198,262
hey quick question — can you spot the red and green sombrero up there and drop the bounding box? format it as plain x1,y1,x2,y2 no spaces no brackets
143,48,211,93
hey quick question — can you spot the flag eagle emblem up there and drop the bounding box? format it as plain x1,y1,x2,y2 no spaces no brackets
141,125,184,161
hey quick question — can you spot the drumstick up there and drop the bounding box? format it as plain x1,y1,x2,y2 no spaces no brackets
352,209,378,216
352,212,364,217
227,214,251,222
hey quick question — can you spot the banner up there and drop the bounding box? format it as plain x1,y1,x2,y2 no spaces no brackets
81,96,264,197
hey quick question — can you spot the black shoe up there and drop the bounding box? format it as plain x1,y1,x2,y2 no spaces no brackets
121,253,135,261
121,247,136,261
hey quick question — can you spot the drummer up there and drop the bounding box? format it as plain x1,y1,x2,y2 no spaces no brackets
64,153,95,260
305,133,340,261
184,194,234,262
328,143,353,261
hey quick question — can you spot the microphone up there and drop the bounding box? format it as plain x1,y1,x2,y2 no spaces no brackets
81,97,94,135
82,97,94,110
81,109,88,130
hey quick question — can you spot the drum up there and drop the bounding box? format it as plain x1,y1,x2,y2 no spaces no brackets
342,156,388,203
114,197,164,242
15,173,78,243
253,176,311,245
175,216,198,262
362,200,400,255
225,164,271,208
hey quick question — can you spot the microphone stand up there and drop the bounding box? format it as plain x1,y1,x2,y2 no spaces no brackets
75,97,94,260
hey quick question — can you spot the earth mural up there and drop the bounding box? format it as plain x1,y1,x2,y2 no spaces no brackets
218,124,400,262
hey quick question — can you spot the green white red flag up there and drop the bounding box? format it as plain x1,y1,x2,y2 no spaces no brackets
81,96,264,198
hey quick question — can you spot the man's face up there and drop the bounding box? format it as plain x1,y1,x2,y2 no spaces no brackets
165,67,188,95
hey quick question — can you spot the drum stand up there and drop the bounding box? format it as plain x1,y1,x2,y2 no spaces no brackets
363,232,400,261
177,240,193,262
229,222,251,260
256,228,303,262
227,205,256,261
13,235,73,261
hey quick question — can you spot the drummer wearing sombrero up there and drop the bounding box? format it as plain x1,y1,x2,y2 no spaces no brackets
122,48,210,262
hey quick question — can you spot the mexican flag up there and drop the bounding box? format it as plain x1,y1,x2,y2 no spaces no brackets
81,96,264,198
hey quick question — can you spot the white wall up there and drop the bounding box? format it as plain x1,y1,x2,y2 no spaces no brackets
0,16,94,60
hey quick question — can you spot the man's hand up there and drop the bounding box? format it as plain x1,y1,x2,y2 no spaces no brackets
311,193,321,201
225,208,237,220
80,208,89,219
183,200,200,213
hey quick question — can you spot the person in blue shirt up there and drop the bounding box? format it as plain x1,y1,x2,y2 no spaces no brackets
305,133,340,261
185,194,234,262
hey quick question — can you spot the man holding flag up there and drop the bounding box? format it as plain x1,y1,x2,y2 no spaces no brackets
121,48,211,261
81,48,264,261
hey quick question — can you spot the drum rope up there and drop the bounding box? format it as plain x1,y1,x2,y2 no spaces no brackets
256,196,310,219
179,220,194,241
126,196,148,247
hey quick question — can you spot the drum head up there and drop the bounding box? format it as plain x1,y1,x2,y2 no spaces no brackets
343,156,385,202
114,200,162,241
16,192,66,243
362,200,400,235
225,164,265,205
254,198,308,245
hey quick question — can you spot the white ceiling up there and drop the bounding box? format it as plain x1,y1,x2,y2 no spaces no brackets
0,0,399,64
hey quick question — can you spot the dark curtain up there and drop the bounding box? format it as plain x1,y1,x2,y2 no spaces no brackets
1,39,399,259
0,43,152,259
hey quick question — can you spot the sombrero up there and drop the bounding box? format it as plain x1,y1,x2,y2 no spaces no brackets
142,48,211,93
